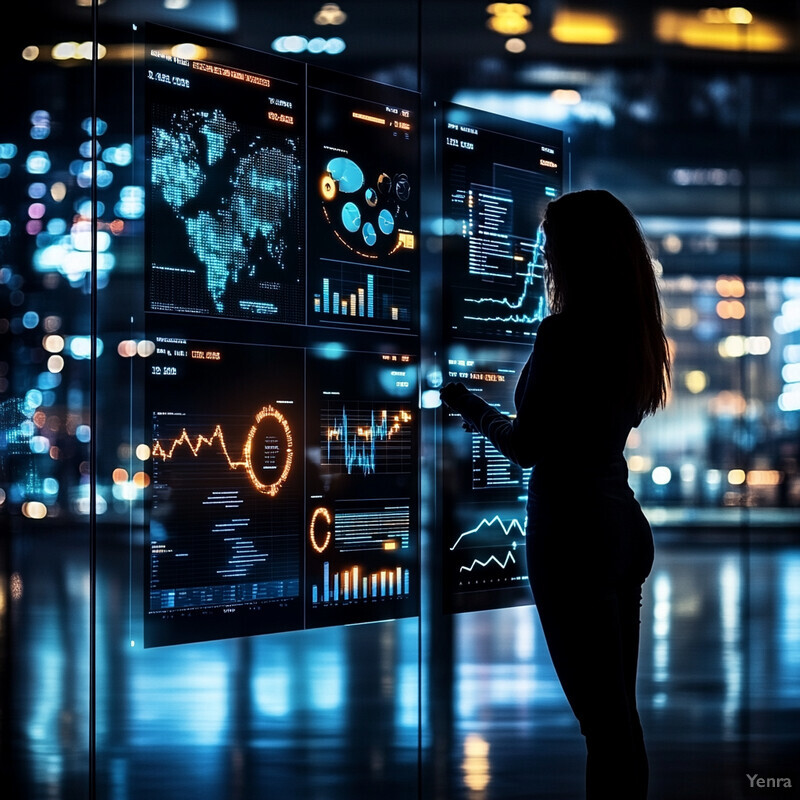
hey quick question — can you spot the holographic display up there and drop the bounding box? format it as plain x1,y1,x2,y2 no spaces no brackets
146,42,305,323
307,77,418,331
146,335,305,645
440,351,532,613
305,348,418,628
143,25,420,646
442,105,562,343
440,104,564,614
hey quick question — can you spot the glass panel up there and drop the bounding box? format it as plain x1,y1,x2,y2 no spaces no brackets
91,4,423,800
3,3,799,800
1,3,95,797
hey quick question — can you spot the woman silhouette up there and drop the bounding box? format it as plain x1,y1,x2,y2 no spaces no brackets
440,189,671,800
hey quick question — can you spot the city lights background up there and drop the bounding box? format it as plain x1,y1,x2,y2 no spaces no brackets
2,2,800,800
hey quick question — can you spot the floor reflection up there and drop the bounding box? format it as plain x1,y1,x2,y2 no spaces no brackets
450,539,800,800
5,529,800,799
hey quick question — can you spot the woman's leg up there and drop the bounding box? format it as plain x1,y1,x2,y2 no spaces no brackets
531,577,648,800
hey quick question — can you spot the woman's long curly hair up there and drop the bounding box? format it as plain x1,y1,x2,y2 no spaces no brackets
542,189,671,418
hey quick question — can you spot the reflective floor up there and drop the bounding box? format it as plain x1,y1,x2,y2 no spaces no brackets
449,536,800,799
4,529,800,800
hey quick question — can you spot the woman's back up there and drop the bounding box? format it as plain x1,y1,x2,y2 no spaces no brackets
517,311,640,493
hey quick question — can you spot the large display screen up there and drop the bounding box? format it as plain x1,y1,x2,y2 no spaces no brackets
145,38,305,324
147,334,305,644
440,103,564,614
442,105,561,344
305,347,418,629
307,76,418,332
143,24,420,646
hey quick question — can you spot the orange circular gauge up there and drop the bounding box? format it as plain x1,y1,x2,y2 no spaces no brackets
243,405,293,496
320,173,337,201
309,507,332,553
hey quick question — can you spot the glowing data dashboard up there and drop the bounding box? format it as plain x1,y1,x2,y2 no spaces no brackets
142,25,564,645
144,24,420,646
439,104,564,614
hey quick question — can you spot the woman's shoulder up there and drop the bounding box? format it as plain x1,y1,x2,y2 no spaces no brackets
536,312,560,334
535,312,574,339
539,310,613,337
535,311,608,356
531,313,574,361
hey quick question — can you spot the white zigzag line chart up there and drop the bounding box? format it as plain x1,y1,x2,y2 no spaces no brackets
458,549,517,573
449,514,526,551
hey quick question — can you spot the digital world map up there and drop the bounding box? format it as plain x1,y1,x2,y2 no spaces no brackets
150,107,302,318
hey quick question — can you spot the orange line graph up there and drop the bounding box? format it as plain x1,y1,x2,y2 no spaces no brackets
152,405,293,496
152,425,245,467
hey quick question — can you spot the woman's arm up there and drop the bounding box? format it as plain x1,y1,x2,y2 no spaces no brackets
439,316,561,467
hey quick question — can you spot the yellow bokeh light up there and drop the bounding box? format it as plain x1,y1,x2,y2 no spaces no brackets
315,2,348,25
51,42,79,61
487,3,531,16
671,307,697,329
727,469,746,485
685,370,708,394
462,733,491,792
10,572,23,600
628,455,653,473
488,16,532,36
716,299,745,319
551,10,620,45
716,275,745,297
699,7,731,24
505,37,527,53
136,443,152,461
718,335,746,358
22,501,48,519
725,7,754,25
43,334,64,353
487,3,533,36
746,470,781,486
655,9,788,52
76,41,107,60
551,89,582,105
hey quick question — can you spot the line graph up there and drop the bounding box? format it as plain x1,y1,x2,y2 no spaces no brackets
450,514,526,551
322,404,413,475
152,405,294,496
462,228,547,325
464,284,546,325
459,550,517,573
448,511,529,591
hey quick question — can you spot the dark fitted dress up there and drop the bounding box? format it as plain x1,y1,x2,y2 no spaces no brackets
443,310,654,800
